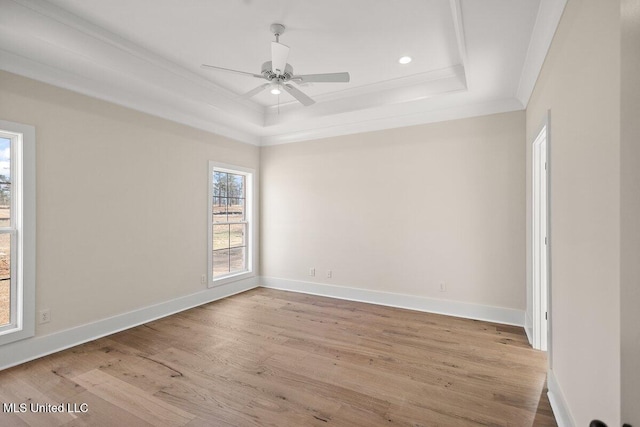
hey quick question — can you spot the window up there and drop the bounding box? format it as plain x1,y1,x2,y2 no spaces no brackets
208,162,253,286
0,120,35,346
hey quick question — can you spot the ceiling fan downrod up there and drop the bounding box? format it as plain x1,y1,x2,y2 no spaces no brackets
270,23,285,43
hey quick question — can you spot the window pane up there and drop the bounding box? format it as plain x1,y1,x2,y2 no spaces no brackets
0,137,10,228
212,197,227,223
213,224,230,250
228,174,244,199
229,223,246,248
0,233,10,326
229,247,246,273
213,171,227,197
213,249,229,277
227,198,244,222
0,184,9,228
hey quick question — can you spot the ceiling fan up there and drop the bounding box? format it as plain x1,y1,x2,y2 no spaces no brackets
201,23,350,106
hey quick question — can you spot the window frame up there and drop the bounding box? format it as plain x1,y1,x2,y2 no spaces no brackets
207,161,254,287
0,119,36,346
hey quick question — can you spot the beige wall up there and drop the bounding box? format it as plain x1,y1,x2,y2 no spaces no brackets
525,0,621,425
0,70,259,335
261,111,526,311
621,0,640,424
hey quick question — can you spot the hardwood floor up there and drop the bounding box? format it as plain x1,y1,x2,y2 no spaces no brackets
0,288,556,426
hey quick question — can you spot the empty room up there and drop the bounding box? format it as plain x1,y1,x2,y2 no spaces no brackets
0,0,637,426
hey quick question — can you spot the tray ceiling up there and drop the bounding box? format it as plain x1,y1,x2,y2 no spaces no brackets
0,0,567,145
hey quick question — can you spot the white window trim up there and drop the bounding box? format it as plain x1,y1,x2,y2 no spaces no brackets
0,119,36,346
207,161,255,288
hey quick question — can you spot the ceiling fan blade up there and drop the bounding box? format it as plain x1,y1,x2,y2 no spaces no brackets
283,84,315,106
239,83,271,99
201,64,264,79
292,72,350,83
271,42,290,75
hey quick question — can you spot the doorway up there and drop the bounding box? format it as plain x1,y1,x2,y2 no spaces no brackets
532,123,549,352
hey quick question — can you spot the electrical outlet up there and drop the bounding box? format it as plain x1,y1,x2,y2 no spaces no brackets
39,309,51,324
327,270,332,278
439,282,446,292
309,267,315,277
201,274,206,285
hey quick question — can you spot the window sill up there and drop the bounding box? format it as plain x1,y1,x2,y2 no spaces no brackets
209,270,254,288
0,324,34,346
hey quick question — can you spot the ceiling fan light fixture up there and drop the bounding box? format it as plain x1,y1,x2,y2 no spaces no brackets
398,56,412,65
270,86,282,95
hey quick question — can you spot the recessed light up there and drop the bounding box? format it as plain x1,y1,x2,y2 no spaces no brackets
398,56,412,65
270,87,281,95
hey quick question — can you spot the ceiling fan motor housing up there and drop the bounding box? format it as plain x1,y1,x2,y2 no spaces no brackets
270,23,285,37
262,61,293,82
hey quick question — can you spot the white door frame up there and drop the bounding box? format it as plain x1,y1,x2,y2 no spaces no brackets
532,117,550,352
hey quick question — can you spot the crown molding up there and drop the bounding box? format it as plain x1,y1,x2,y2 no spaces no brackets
516,0,569,107
1,0,561,146
0,0,264,145
0,49,262,145
260,97,524,146
449,0,469,89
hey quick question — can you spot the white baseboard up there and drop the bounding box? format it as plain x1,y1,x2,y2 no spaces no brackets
547,369,576,427
0,276,526,371
260,277,525,327
0,277,259,371
525,313,534,346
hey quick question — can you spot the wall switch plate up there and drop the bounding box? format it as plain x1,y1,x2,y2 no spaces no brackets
327,270,332,278
439,282,446,292
201,274,206,285
309,268,315,277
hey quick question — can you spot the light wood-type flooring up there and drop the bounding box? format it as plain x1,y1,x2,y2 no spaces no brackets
0,288,556,426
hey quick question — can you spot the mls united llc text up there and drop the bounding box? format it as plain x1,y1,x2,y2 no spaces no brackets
3,402,89,413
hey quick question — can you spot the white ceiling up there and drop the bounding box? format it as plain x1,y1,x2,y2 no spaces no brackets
0,0,567,145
